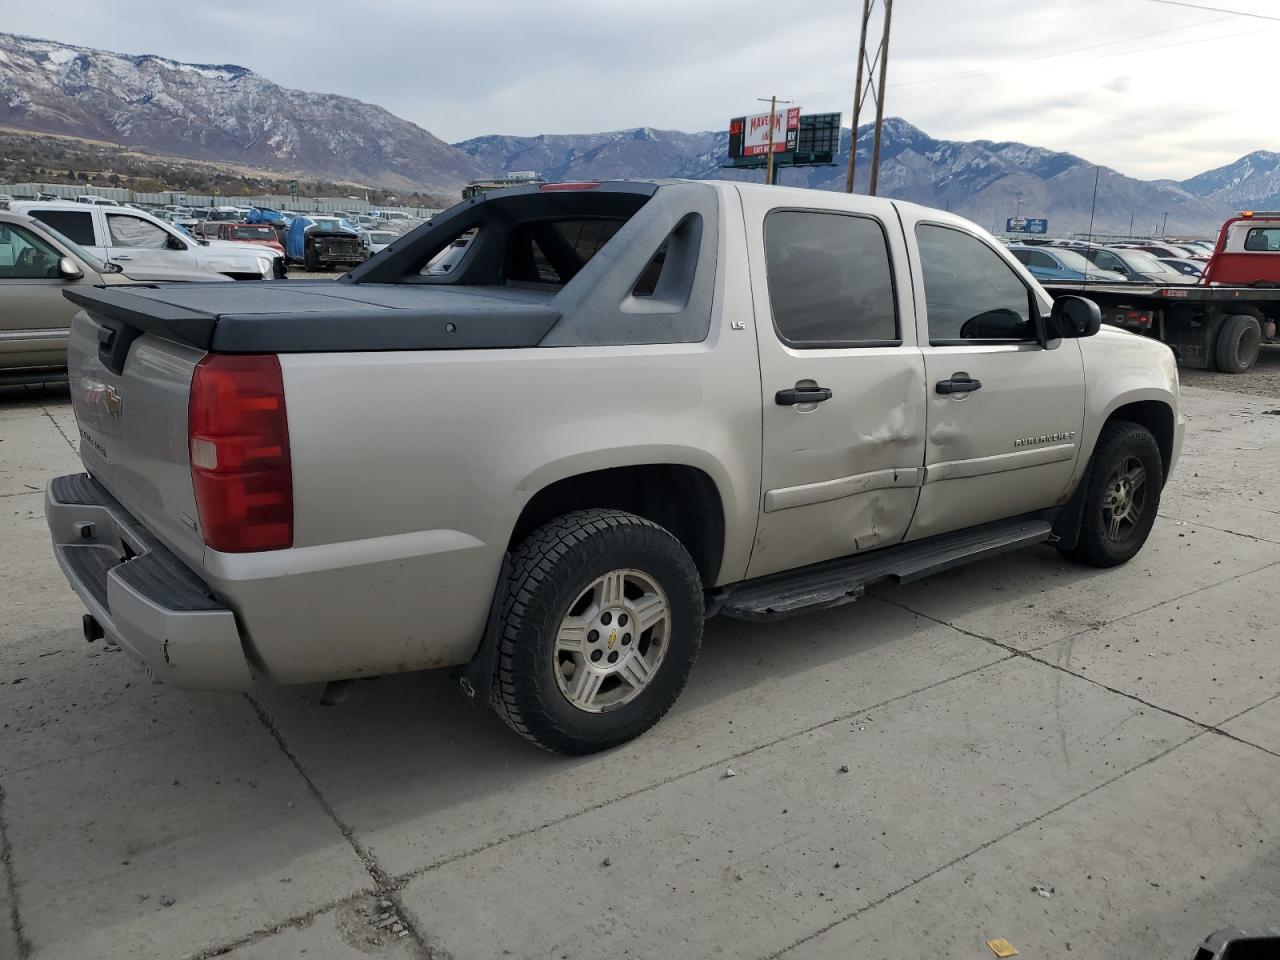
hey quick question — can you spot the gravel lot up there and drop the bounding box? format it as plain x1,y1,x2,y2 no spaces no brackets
1,368,1278,960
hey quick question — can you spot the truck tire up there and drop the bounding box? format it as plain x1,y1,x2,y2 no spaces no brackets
1064,421,1163,568
1214,315,1261,374
493,509,703,755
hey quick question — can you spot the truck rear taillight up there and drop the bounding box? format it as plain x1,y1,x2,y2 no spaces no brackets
1121,309,1153,326
188,354,293,552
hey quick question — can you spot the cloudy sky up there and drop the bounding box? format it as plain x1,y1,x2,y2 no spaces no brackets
3,0,1275,179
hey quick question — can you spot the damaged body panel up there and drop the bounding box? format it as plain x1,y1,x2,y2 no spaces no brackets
47,179,1181,753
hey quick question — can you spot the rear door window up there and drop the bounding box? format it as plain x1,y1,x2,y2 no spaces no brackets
28,209,96,246
763,210,898,347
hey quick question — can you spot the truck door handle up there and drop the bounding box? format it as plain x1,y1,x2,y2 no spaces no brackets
775,385,833,405
936,374,982,395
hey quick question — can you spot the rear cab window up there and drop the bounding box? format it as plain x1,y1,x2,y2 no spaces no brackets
353,181,718,346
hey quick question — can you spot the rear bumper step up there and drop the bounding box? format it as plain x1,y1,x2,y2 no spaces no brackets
46,474,254,690
719,517,1055,621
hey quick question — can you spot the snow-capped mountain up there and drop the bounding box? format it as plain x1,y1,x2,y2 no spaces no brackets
457,118,1244,235
1181,151,1280,211
1,31,1274,230
0,32,484,190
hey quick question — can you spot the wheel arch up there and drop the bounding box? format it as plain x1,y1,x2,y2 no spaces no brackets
509,462,728,587
1103,399,1175,481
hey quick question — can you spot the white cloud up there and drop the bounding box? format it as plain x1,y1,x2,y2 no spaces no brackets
2,0,1275,179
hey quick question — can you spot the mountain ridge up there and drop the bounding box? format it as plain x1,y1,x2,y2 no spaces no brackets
0,32,485,190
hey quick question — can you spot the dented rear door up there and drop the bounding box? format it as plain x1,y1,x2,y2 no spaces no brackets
739,187,926,580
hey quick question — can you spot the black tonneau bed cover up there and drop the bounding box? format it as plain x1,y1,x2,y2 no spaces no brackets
64,280,561,353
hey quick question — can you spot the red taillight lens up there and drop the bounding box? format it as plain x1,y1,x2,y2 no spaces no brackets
189,354,293,552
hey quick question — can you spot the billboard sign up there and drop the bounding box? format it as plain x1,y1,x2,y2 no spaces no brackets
729,107,800,158
1006,217,1048,234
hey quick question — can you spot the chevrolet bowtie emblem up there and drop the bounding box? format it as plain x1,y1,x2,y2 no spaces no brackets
103,385,123,419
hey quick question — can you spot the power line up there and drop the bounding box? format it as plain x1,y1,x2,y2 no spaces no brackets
889,13,1235,88
889,22,1264,89
1143,0,1280,21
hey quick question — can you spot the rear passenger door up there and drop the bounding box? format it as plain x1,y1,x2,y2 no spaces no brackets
741,189,926,580
903,215,1085,540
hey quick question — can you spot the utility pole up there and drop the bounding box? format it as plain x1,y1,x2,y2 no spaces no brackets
757,95,791,185
845,0,894,194
1128,211,1134,237
1015,195,1023,218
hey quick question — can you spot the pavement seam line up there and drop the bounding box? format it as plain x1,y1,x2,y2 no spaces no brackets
240,694,435,960
1160,512,1280,544
183,891,383,960
880,595,1280,762
1017,555,1280,653
390,651,1015,885
39,405,77,453
0,782,33,960
765,730,1207,959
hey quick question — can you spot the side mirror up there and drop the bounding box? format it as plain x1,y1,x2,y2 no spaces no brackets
1050,295,1102,338
57,256,83,280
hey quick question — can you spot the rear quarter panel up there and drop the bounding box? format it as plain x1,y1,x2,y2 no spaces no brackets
210,184,763,684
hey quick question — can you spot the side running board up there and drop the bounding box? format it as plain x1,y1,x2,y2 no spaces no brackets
718,517,1054,621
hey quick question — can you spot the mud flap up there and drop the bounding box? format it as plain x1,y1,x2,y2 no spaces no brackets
457,553,511,710
1051,457,1094,552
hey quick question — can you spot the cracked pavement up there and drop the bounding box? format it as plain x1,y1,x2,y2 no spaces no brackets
1,375,1278,960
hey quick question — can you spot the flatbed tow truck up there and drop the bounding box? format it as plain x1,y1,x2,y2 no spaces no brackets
1042,211,1280,373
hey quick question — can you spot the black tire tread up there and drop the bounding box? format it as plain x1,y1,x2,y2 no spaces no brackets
1214,314,1261,375
492,509,703,753
1068,421,1162,568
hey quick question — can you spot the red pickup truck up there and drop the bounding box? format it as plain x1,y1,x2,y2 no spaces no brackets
210,221,285,255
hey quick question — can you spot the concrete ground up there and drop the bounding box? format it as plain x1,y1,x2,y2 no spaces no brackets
1,373,1278,960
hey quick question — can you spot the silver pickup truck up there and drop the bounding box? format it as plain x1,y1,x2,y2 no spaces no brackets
46,180,1183,754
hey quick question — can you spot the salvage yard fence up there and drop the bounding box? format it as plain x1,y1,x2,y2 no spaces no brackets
0,183,440,218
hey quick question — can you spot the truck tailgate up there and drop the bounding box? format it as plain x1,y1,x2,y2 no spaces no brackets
67,309,208,571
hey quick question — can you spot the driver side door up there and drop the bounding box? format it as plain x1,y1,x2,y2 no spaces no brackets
903,217,1086,540
0,222,82,370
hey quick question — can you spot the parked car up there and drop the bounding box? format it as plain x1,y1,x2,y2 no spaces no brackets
1078,246,1197,284
210,221,285,256
285,215,363,270
0,209,227,383
192,206,247,239
359,229,398,259
1157,258,1204,278
10,202,284,280
1008,245,1125,282
49,180,1182,755
1121,242,1205,262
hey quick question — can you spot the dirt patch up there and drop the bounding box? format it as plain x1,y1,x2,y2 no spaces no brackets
1180,344,1280,399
